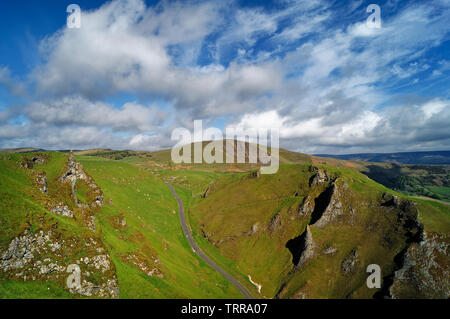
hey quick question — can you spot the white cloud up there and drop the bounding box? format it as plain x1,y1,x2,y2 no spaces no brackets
1,0,449,154
0,66,26,96
25,96,165,131
420,99,448,119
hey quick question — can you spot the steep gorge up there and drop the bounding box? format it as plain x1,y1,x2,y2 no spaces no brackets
191,164,450,299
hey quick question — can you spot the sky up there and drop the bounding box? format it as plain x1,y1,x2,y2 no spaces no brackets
0,0,449,154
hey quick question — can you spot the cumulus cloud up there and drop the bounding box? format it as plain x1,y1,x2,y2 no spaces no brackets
229,98,450,154
0,0,449,153
32,0,281,118
0,66,26,96
25,96,165,131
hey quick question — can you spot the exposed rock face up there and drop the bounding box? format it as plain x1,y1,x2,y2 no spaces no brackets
382,193,418,217
313,184,343,228
269,213,282,232
21,156,45,169
0,230,119,298
61,153,77,184
36,172,48,194
309,168,329,186
381,193,400,206
123,253,163,279
390,232,450,298
69,277,119,299
296,226,315,268
298,196,314,217
75,162,88,181
341,249,359,274
0,231,41,271
61,152,78,203
94,196,104,208
58,152,105,220
248,223,259,235
50,203,74,218
322,246,338,255
86,216,96,232
286,226,316,269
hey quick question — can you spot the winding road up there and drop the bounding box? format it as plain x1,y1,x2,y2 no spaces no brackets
165,183,254,299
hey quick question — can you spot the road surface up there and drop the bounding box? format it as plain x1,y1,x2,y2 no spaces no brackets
165,183,254,299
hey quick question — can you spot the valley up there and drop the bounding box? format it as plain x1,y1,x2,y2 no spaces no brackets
0,144,448,299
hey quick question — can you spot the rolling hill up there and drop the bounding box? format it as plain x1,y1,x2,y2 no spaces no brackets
0,142,448,299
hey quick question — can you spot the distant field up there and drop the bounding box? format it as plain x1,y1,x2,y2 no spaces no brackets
358,163,450,202
316,150,450,165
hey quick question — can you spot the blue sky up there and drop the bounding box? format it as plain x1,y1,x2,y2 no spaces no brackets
0,0,449,154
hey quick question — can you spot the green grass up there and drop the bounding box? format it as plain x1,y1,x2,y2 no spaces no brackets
0,280,74,299
185,163,450,298
76,156,242,298
0,152,109,297
428,186,450,199
412,198,450,233
173,184,254,298
187,164,316,297
1,148,448,299
0,152,86,245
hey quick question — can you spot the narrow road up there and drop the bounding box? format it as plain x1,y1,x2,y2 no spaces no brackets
165,183,254,299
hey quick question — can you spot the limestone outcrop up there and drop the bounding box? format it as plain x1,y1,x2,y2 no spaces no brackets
296,226,316,268
36,172,48,194
313,184,343,228
0,230,119,298
341,249,359,274
390,231,449,298
298,196,314,217
309,168,329,186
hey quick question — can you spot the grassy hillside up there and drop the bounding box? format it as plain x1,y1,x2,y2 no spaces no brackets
76,155,241,298
312,156,450,202
0,152,240,298
1,144,448,299
0,152,116,298
187,163,450,298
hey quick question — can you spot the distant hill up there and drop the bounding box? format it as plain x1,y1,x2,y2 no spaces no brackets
0,148,44,154
315,151,450,165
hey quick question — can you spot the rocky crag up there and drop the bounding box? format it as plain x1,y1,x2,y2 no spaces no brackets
0,152,119,298
193,165,449,299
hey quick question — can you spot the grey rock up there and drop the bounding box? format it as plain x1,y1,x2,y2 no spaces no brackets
310,169,329,186
22,156,45,169
94,195,104,207
390,231,449,298
341,249,359,274
247,223,259,235
314,184,343,228
323,246,338,255
269,213,282,232
50,203,73,218
298,196,314,217
36,172,48,194
296,226,316,268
